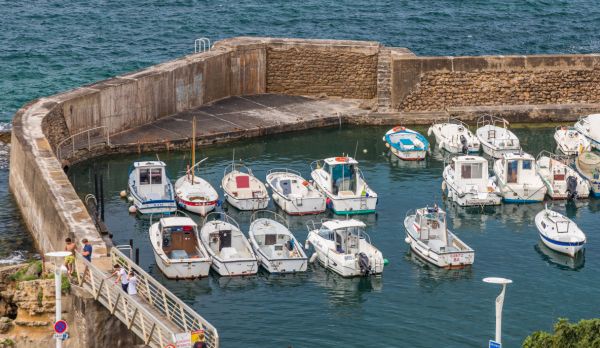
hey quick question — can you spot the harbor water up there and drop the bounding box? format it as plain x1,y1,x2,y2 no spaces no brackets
68,125,600,347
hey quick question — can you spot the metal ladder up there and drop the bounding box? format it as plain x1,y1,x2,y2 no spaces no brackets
195,38,212,53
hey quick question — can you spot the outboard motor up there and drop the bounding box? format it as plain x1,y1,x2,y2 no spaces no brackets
460,134,468,154
566,176,578,200
358,252,371,276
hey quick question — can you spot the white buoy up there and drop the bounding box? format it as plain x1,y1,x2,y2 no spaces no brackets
128,205,137,214
363,149,368,154
127,196,134,203
119,190,127,198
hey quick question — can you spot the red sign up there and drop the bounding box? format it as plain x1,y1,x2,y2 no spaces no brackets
164,345,176,348
54,320,68,334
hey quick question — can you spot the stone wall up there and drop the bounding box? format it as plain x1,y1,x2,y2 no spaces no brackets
392,54,600,114
264,39,379,99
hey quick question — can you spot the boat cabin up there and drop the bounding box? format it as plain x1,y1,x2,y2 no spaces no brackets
132,161,170,199
321,157,361,195
413,206,448,245
317,220,368,255
451,156,488,186
502,153,537,184
539,212,571,234
158,217,200,259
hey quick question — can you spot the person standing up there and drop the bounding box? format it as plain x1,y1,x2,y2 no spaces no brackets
127,271,138,298
81,239,93,262
64,238,76,276
109,264,129,292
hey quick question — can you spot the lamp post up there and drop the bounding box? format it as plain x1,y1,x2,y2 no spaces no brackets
483,277,512,346
45,251,72,348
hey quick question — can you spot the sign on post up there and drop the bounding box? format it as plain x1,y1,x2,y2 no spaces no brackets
489,340,501,348
54,320,68,334
174,332,192,348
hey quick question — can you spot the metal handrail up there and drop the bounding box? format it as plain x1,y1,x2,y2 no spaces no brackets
195,38,212,53
74,254,177,347
476,114,509,130
223,161,254,178
56,126,110,161
202,212,240,231
266,168,303,178
250,210,289,229
109,248,219,347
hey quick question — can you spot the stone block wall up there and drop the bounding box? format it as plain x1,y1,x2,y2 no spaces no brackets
265,41,379,99
392,54,600,112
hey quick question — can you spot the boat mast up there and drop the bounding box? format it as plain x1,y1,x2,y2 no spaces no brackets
191,116,196,183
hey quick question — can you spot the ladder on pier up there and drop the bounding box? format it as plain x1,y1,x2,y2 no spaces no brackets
74,249,219,347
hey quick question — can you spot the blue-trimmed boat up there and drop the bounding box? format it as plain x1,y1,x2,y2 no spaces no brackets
128,161,177,214
535,206,586,257
383,126,429,161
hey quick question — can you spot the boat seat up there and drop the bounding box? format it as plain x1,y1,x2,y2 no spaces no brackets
170,249,189,259
220,247,238,259
236,175,250,189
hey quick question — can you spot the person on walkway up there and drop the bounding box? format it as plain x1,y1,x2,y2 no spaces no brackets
127,271,138,298
81,239,93,262
109,264,129,292
64,238,76,276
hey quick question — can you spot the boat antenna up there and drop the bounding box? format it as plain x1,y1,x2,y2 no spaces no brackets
353,140,359,160
191,116,196,183
155,153,160,161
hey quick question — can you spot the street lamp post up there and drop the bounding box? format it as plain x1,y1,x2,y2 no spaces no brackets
483,277,513,346
45,251,72,348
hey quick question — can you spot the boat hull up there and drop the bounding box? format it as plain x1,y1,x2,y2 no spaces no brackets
481,142,519,159
271,190,326,215
132,196,177,214
327,196,378,215
389,146,427,161
153,252,211,279
223,194,269,211
210,258,258,277
538,233,584,257
446,186,502,206
256,254,307,274
176,197,217,216
404,229,475,269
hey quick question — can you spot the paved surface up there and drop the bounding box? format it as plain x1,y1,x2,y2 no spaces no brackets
110,94,367,145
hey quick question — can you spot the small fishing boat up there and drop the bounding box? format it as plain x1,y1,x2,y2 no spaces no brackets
428,118,480,154
128,161,177,214
221,157,269,211
248,211,308,274
266,168,326,215
476,115,521,158
574,113,600,150
310,156,377,215
574,151,600,197
200,213,258,276
305,219,384,277
442,155,502,206
536,151,590,200
404,205,474,269
493,152,547,203
553,126,591,155
535,206,586,257
149,214,211,279
174,118,218,216
383,126,429,160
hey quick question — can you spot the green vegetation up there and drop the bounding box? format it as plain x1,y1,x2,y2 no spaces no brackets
9,260,42,282
0,338,15,347
523,318,600,348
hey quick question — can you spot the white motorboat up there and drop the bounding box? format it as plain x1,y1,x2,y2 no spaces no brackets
536,151,590,200
493,152,547,203
248,211,308,274
535,206,586,257
149,214,211,279
476,115,521,158
404,205,474,269
174,118,218,216
305,219,384,277
221,159,269,211
553,126,591,155
266,168,326,215
200,213,258,276
128,161,177,214
574,113,600,150
310,156,377,215
442,155,502,206
574,151,600,197
428,118,480,154
383,126,429,160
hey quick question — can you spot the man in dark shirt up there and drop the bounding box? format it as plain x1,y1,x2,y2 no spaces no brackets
82,239,93,262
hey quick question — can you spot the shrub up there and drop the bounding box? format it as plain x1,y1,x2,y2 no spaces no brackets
523,318,600,348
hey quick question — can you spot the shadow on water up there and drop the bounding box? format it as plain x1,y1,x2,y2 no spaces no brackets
308,264,383,308
405,250,473,289
534,242,585,271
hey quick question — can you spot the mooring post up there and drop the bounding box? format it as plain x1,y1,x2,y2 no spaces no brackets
99,174,105,221
94,174,99,219
135,248,140,265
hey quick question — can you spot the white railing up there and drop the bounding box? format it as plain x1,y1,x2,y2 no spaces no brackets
195,38,212,53
109,248,219,348
74,254,176,347
57,126,110,161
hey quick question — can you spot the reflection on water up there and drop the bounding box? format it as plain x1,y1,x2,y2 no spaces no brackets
406,250,473,288
535,242,585,271
309,265,383,309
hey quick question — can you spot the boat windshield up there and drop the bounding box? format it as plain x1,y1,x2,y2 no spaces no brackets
461,162,483,179
140,168,163,185
556,220,570,233
331,163,357,194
